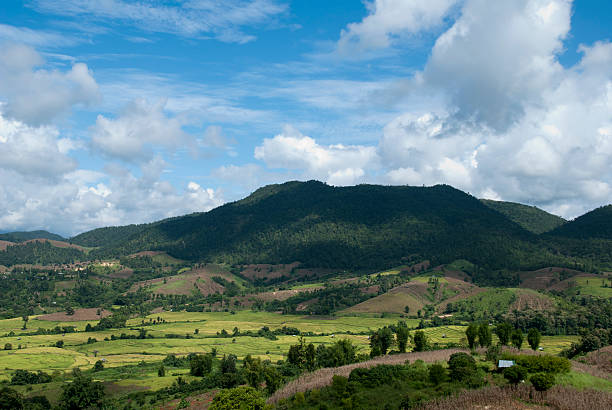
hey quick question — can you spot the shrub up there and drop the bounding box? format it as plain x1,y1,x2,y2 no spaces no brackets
530,372,555,392
190,354,213,377
93,360,104,372
209,386,266,410
0,387,23,409
428,364,447,385
503,365,527,385
448,353,477,382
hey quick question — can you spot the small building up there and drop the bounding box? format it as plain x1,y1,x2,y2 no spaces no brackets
498,360,515,369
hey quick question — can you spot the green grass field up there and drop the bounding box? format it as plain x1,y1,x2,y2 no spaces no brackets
572,277,612,298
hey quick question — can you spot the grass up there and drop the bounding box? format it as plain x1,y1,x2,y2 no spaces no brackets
572,277,612,298
557,370,612,392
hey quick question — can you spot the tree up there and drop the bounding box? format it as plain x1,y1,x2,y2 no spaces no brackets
221,354,237,374
478,323,492,347
370,327,394,355
528,328,541,351
21,316,28,331
413,330,428,352
503,365,527,386
93,360,104,372
65,306,75,316
243,355,264,388
530,372,555,392
264,366,282,395
448,352,477,382
209,386,266,410
58,369,105,410
396,324,409,353
495,322,513,346
0,387,23,410
511,329,524,350
4,343,12,351
55,340,64,348
190,354,212,377
157,365,165,377
428,364,447,385
466,323,479,349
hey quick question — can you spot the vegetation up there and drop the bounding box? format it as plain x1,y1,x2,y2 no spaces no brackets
481,199,566,234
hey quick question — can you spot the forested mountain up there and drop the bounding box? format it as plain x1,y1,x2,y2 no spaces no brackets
71,224,150,247
548,205,612,240
480,199,566,234
0,230,65,242
87,181,573,273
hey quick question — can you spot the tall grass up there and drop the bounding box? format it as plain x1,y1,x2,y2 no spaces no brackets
267,348,467,403
416,384,612,410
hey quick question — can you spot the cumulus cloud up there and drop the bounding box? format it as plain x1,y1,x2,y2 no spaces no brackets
378,0,612,217
337,0,458,56
0,44,99,124
91,99,194,162
30,0,287,44
254,126,378,186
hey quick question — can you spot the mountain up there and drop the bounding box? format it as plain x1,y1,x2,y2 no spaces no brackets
548,205,612,240
480,199,566,234
0,230,65,242
71,224,150,247
89,181,563,275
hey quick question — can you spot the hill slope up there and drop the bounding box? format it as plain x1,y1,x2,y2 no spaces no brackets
71,224,150,247
480,199,566,234
0,230,65,242
548,205,612,239
90,181,556,274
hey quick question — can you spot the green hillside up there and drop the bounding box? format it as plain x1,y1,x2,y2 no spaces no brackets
70,224,150,247
549,205,612,239
89,181,563,275
481,199,566,234
0,230,65,242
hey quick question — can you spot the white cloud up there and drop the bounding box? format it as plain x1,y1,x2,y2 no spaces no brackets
91,99,194,162
254,126,378,186
337,0,458,56
0,44,99,125
30,0,287,44
0,24,79,47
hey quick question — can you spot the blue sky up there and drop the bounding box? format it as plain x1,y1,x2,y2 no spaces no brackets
0,0,611,236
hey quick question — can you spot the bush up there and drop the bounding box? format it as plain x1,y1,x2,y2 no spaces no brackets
209,386,266,410
190,354,213,377
503,365,527,385
530,372,555,392
93,360,104,372
58,370,105,410
11,370,52,385
428,364,447,385
505,355,570,374
0,387,23,409
448,353,477,382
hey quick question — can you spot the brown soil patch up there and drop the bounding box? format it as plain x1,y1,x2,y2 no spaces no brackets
108,268,134,279
344,285,425,314
160,391,217,410
250,287,324,302
519,267,583,290
23,239,85,251
129,266,238,296
0,240,14,251
575,345,612,376
510,289,555,312
238,263,333,283
36,308,112,321
128,250,164,257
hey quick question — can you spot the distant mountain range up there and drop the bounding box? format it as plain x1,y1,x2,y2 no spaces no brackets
2,182,611,281
0,230,65,242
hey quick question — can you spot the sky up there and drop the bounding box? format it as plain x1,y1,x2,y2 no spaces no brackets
0,0,611,237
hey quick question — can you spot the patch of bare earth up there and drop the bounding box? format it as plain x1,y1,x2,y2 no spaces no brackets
250,287,324,302
160,391,217,410
238,263,333,283
268,349,467,403
416,385,612,410
518,267,583,290
510,289,555,312
129,266,239,296
23,239,85,251
344,285,424,314
36,308,111,321
0,240,14,251
574,346,612,377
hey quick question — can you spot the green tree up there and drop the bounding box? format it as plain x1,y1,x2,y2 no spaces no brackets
370,327,394,355
396,324,409,353
157,365,165,377
58,369,105,410
243,355,264,389
503,365,527,385
190,354,212,377
530,372,555,392
209,386,266,410
448,352,477,382
428,364,447,385
93,360,104,372
466,323,479,349
264,366,282,395
527,328,541,351
511,329,524,350
495,322,513,346
4,343,12,351
65,306,75,316
413,330,428,352
478,323,492,347
21,316,28,331
0,387,23,409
